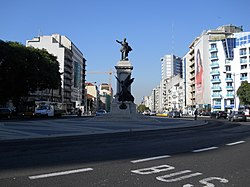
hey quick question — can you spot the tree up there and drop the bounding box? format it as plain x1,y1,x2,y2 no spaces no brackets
0,40,61,106
137,104,149,113
237,81,250,107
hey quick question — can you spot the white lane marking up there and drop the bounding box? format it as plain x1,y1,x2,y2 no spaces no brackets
192,147,218,153
226,141,245,146
131,155,171,163
156,170,202,182
29,168,93,179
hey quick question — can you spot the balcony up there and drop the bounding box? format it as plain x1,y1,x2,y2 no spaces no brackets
211,86,222,91
210,70,220,75
211,78,221,83
225,59,231,64
210,56,218,61
240,77,248,81
225,104,234,108
226,94,234,98
212,94,222,98
225,78,233,82
212,105,222,109
240,58,247,64
210,62,219,68
209,47,218,52
225,86,234,90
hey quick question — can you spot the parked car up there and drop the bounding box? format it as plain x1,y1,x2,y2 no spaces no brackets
199,111,211,116
228,111,247,122
96,109,107,116
156,112,169,117
210,111,227,119
0,108,12,119
168,111,181,118
142,110,150,115
149,111,156,116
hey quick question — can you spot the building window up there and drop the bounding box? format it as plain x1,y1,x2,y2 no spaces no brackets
210,43,217,50
240,48,247,55
74,61,81,88
241,65,247,69
240,57,247,63
226,74,231,78
211,52,218,58
227,82,232,86
241,73,247,77
225,66,231,71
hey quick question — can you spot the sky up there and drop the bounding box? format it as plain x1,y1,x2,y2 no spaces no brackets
1,0,250,104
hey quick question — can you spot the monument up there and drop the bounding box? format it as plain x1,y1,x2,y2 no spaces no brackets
110,38,137,115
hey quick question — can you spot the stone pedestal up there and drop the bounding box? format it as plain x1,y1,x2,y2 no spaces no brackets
110,60,137,116
115,60,133,95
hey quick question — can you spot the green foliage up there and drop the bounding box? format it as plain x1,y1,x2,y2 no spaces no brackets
237,81,250,106
0,40,61,105
137,104,148,113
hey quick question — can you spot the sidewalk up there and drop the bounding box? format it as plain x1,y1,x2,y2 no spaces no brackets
0,116,208,142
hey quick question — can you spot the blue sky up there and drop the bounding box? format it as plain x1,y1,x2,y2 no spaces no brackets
1,0,250,104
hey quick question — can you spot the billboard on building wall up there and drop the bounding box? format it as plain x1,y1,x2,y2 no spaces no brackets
195,48,204,103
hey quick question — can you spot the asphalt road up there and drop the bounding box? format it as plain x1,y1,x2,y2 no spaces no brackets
0,119,250,186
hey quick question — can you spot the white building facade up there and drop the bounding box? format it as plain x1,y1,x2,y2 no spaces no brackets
209,31,250,111
26,34,86,112
184,25,243,112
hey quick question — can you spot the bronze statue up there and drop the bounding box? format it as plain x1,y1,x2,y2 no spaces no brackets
115,75,134,102
116,38,132,60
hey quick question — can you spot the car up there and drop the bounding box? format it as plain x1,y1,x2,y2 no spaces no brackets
199,111,211,116
168,111,181,118
210,111,227,119
0,108,12,119
156,112,169,117
228,111,247,122
96,109,107,116
142,110,150,115
149,111,156,116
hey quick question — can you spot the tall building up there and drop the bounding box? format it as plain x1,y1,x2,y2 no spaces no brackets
26,34,86,112
185,25,243,112
209,31,250,111
160,54,183,80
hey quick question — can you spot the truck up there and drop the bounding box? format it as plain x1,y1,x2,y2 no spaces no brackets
34,102,66,117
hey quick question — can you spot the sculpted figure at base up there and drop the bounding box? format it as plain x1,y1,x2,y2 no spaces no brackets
116,38,132,61
115,75,134,102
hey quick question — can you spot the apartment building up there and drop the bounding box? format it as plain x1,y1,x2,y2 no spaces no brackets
209,31,250,111
99,83,113,112
26,34,86,112
160,54,183,80
185,25,243,112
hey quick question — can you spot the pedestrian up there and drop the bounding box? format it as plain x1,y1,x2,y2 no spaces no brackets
194,109,198,120
77,108,82,117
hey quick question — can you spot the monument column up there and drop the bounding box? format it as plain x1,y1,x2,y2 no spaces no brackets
110,38,136,115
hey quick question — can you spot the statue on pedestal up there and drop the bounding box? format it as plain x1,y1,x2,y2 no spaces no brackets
115,75,134,103
116,38,132,61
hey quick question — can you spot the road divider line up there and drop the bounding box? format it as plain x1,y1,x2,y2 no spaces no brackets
29,168,93,180
192,147,218,153
226,141,245,146
131,155,171,163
